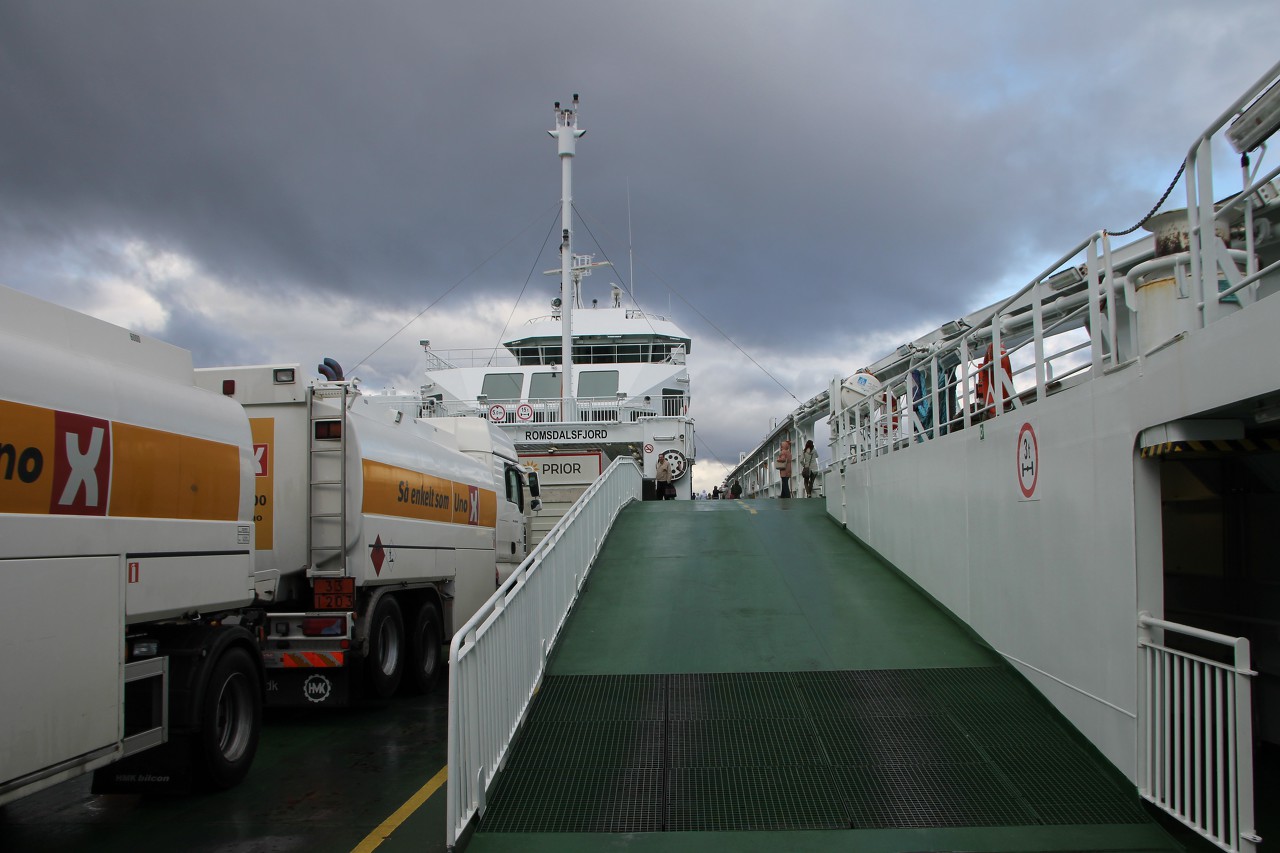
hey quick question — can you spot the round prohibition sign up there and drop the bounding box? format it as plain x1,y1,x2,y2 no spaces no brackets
516,403,534,422
643,443,654,453
487,403,507,422
1017,422,1039,499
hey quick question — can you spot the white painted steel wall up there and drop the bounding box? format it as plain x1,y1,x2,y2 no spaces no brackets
830,282,1280,781
445,457,641,847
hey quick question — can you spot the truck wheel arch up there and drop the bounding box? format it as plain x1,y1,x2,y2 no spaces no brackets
152,623,265,790
361,593,406,700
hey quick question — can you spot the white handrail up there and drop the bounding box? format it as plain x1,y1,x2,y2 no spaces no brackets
1137,612,1260,853
445,456,641,848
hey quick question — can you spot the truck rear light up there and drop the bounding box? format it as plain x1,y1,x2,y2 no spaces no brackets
222,379,235,395
302,616,347,637
314,420,342,440
131,640,159,658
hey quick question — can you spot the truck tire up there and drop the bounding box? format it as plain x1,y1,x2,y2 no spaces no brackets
405,600,444,694
195,646,261,790
365,595,405,700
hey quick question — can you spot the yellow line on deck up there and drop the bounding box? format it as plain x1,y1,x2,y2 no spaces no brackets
351,764,448,853
735,499,757,515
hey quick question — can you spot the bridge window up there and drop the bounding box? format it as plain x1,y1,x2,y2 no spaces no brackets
529,373,561,399
577,371,619,398
481,373,523,401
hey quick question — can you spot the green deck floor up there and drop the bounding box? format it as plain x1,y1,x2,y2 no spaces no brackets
465,498,1187,852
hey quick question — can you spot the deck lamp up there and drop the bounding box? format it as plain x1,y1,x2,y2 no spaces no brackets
1228,79,1280,153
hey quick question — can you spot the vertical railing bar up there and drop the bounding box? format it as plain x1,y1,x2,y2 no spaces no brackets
1234,636,1258,853
1182,656,1192,821
1146,645,1157,799
1086,238,1103,376
1149,645,1157,802
1163,651,1172,807
1155,646,1164,804
1173,655,1182,816
1227,672,1237,851
1032,276,1046,403
1103,232,1119,367
1187,660,1198,824
1214,667,1225,845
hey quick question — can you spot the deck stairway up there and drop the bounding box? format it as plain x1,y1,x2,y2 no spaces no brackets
461,498,1190,853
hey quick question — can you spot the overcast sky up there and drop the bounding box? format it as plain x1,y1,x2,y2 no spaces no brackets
3,1,1278,489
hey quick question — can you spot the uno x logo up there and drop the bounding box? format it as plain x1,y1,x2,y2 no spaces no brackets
52,412,111,516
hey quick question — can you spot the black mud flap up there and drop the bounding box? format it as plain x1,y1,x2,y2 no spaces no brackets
90,738,195,795
263,667,353,708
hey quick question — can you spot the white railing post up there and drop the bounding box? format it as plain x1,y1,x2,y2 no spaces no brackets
1232,635,1259,852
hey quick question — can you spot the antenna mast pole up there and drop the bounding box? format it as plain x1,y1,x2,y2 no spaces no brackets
627,178,635,299
550,94,584,422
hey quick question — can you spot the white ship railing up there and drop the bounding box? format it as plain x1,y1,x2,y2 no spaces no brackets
445,457,641,848
1137,613,1260,853
726,59,1280,492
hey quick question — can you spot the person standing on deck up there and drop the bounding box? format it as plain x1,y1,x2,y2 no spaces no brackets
655,453,673,500
730,479,742,499
775,439,793,499
799,439,818,497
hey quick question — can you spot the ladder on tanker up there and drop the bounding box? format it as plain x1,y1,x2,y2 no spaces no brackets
307,382,350,577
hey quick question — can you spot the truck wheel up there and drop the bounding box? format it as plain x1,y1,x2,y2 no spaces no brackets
196,646,261,790
365,595,405,700
405,600,444,694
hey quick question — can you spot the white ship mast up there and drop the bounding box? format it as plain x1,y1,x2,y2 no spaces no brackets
549,95,585,421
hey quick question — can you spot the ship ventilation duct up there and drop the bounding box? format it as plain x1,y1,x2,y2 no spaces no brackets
317,357,344,381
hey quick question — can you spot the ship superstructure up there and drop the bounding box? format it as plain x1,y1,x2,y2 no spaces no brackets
418,96,697,513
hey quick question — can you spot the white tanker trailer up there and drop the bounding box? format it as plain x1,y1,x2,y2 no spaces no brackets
0,284,276,804
195,365,541,707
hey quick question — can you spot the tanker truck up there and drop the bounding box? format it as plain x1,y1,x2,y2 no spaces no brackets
0,284,278,804
193,364,541,707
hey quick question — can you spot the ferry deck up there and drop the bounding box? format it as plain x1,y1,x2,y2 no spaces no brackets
458,498,1209,853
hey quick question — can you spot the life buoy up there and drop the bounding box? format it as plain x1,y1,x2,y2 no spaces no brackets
975,344,1013,414
878,390,899,435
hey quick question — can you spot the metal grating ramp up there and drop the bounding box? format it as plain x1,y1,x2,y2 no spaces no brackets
479,667,1151,833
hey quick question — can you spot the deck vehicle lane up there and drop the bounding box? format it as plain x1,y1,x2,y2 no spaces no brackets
551,497,997,674
0,695,453,853
466,499,1189,852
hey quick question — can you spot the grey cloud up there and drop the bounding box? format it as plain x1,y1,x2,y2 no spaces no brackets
2,0,1278,480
